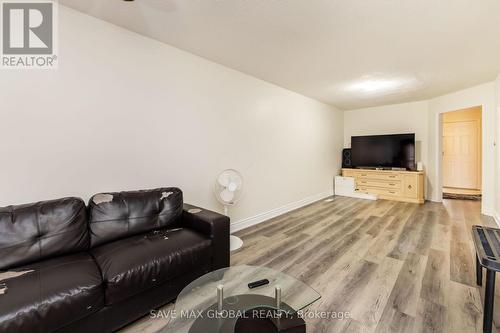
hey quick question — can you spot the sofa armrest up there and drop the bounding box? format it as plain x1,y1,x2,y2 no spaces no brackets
182,204,230,270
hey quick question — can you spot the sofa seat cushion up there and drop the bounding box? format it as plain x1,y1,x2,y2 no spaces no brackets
91,228,212,305
0,254,104,333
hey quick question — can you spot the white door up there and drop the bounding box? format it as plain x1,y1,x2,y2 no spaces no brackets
442,120,480,189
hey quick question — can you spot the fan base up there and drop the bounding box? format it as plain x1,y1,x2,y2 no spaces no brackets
230,235,244,251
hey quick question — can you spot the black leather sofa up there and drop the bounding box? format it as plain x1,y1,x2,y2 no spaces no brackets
0,187,230,333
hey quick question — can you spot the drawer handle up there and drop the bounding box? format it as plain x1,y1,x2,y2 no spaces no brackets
389,183,396,186
361,174,367,177
389,176,396,178
389,191,396,194
408,185,413,189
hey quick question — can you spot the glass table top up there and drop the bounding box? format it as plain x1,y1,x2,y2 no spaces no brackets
162,265,321,333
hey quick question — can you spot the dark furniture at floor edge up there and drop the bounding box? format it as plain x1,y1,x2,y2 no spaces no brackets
472,225,500,333
0,187,230,333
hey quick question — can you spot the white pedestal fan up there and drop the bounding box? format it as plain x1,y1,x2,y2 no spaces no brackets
214,169,244,251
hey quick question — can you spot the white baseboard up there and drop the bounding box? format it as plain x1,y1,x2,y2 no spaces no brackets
231,191,332,233
483,208,494,217
495,211,500,228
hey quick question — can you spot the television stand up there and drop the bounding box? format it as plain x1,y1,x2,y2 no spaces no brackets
342,168,425,204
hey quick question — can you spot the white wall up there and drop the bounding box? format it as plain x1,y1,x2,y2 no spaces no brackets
344,83,497,215
0,7,344,224
343,101,430,197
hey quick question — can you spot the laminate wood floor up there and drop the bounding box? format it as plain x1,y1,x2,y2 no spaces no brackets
121,197,498,333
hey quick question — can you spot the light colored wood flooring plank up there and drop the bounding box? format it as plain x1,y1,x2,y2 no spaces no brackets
350,256,404,330
385,252,428,317
420,249,450,306
446,281,483,333
414,299,447,333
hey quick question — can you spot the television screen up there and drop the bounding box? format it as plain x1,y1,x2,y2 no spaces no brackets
351,134,416,170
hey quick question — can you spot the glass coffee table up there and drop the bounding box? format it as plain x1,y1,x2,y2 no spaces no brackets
162,265,321,333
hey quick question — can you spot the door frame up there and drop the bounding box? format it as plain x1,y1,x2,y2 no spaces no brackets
437,105,484,204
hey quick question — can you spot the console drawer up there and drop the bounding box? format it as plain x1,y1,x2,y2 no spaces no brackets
357,179,401,189
357,172,401,181
342,169,357,178
358,186,401,197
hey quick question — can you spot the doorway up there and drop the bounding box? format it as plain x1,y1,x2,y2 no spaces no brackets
441,106,482,200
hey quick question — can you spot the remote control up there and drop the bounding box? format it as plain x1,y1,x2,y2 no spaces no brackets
248,279,270,289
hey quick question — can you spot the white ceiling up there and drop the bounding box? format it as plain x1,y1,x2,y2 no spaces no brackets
60,0,500,110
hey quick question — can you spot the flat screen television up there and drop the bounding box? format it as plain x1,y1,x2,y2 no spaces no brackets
351,133,416,170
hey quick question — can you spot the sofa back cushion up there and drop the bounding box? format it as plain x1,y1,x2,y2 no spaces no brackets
0,197,88,270
89,187,183,247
